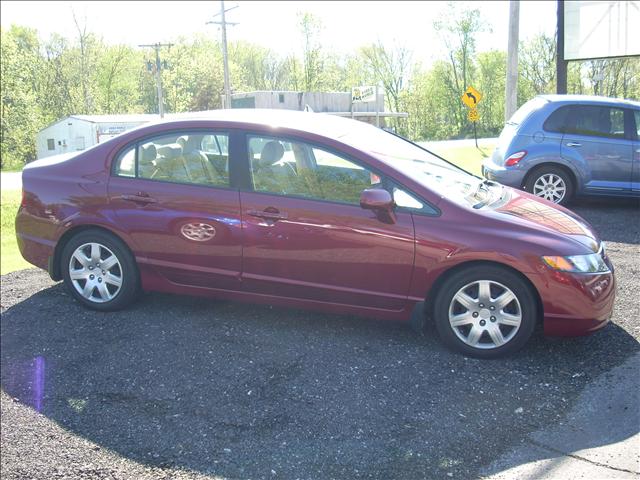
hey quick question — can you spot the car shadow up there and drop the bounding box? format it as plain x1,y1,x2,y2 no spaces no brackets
1,276,639,479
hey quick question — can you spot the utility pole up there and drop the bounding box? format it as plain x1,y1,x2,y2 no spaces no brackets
139,42,174,117
207,1,238,109
556,0,568,94
505,0,520,121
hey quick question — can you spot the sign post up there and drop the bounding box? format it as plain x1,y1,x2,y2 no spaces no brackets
461,86,482,148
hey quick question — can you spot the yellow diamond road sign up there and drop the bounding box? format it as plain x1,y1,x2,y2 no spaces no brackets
462,86,482,109
468,108,480,123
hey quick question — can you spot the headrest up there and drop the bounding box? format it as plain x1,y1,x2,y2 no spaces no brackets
185,135,202,152
140,144,157,162
157,144,183,159
260,141,284,166
176,136,187,149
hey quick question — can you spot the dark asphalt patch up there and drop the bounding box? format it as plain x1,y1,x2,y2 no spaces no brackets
1,198,639,480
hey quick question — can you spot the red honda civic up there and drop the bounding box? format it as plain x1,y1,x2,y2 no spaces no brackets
16,110,615,358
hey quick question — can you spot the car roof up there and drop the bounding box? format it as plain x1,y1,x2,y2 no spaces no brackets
138,109,363,139
537,94,640,109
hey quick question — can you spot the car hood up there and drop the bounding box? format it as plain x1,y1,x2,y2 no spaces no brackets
484,188,600,253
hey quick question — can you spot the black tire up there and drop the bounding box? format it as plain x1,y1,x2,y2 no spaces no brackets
61,229,139,311
433,265,537,359
524,166,574,206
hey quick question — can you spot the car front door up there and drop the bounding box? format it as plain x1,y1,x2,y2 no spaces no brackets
108,129,243,290
561,104,634,193
238,134,416,311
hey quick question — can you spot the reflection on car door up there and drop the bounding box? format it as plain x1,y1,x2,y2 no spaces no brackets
108,130,243,290
561,105,634,193
239,135,416,311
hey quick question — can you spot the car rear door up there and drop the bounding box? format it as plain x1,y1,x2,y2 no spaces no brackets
238,133,416,311
107,129,243,291
561,104,634,193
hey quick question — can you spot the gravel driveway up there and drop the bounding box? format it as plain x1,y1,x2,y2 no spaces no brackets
1,198,639,480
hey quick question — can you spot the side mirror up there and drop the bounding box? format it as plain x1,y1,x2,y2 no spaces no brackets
360,188,396,223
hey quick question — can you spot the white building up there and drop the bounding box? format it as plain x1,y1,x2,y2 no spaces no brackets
36,114,159,159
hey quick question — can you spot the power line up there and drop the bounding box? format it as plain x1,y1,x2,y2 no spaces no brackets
206,1,239,109
139,42,174,118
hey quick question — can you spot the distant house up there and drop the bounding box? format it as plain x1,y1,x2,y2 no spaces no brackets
36,114,159,159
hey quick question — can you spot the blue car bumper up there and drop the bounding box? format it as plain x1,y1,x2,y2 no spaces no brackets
481,159,527,188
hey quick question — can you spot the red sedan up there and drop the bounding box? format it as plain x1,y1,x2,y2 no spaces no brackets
16,110,615,358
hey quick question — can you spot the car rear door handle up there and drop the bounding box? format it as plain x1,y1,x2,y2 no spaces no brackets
247,208,288,220
566,142,581,147
120,193,157,204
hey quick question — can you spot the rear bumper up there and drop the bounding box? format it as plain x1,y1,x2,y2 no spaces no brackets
528,270,616,337
482,161,526,188
16,232,55,273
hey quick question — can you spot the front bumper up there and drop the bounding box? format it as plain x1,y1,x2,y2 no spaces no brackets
527,269,616,337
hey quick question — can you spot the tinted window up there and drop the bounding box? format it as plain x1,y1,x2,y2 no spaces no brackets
248,135,379,205
114,132,230,187
543,106,571,133
548,105,627,139
635,110,640,138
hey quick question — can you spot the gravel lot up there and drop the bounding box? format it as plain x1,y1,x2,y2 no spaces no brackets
1,198,639,480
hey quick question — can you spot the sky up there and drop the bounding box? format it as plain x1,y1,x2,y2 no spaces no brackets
0,0,557,67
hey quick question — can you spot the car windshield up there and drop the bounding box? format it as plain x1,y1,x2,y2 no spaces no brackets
340,126,497,207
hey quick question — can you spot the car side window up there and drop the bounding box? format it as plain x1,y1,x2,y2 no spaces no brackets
248,135,382,205
543,106,571,133
114,132,230,187
567,105,626,140
634,111,640,138
114,146,136,177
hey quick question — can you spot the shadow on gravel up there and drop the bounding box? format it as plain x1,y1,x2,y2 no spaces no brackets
1,276,639,479
571,197,640,245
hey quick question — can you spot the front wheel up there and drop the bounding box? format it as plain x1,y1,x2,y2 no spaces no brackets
433,266,537,358
525,166,573,205
61,230,139,311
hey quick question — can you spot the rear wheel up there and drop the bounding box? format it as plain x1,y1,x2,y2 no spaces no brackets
525,166,573,205
433,265,537,358
61,230,139,311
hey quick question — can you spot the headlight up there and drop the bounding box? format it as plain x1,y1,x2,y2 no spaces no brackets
542,253,610,273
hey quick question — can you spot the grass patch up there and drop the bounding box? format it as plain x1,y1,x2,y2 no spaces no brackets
1,188,31,275
422,143,495,177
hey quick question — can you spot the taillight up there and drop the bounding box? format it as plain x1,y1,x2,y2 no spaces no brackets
504,150,527,166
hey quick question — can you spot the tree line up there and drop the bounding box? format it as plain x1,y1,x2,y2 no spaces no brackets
2,7,639,169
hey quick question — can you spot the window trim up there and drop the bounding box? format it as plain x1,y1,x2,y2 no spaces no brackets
241,131,440,217
110,128,235,189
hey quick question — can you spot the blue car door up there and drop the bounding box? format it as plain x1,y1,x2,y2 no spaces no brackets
561,105,633,194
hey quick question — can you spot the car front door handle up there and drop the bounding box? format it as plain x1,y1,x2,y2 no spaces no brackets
247,208,288,220
566,142,582,147
120,193,157,204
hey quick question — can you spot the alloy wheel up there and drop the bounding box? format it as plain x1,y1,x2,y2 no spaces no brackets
448,280,522,350
68,242,123,303
533,173,566,203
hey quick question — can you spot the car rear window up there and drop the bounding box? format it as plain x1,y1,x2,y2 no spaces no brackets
507,97,548,125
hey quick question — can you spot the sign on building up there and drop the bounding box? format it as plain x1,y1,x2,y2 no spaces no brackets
352,85,377,103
